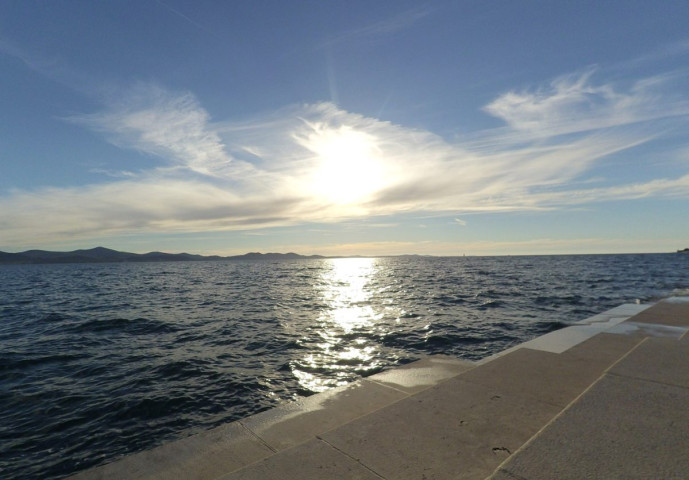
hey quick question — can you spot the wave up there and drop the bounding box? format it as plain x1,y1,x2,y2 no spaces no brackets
66,317,178,335
1,253,687,480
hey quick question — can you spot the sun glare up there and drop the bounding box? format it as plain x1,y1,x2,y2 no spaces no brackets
306,126,384,205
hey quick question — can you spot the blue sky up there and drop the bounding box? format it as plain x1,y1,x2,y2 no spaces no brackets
1,0,688,255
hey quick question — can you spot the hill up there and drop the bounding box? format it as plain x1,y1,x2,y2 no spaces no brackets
0,247,324,265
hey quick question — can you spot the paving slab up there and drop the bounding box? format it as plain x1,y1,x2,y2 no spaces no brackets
320,378,560,480
513,321,625,354
558,331,643,364
492,374,689,480
606,321,688,338
240,378,407,451
624,299,689,327
514,305,682,355
217,438,382,480
67,422,274,480
608,336,689,388
664,296,689,304
366,355,475,394
456,348,610,407
480,303,649,360
573,303,651,323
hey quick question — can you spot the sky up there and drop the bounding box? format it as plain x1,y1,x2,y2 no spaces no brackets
1,0,688,256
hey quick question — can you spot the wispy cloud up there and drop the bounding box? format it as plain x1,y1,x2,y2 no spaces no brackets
616,38,689,70
321,5,433,48
529,174,689,206
2,70,689,248
482,68,689,139
346,6,432,37
0,38,53,71
155,0,224,41
68,83,250,178
88,168,138,179
263,236,674,257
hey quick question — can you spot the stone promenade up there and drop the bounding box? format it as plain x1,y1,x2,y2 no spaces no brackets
70,298,689,479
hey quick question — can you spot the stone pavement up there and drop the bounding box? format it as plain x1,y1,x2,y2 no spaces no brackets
69,298,689,480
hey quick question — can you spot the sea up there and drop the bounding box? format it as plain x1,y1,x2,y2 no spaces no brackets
1,253,688,479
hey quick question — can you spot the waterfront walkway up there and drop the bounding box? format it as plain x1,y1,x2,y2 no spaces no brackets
70,298,689,479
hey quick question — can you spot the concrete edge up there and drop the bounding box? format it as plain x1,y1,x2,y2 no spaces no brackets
477,303,652,363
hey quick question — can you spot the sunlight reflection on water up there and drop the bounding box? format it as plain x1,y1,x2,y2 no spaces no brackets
292,258,386,392
3,255,687,479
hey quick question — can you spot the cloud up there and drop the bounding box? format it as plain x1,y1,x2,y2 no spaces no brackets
483,69,689,139
2,70,689,248
529,174,689,206
617,38,689,70
0,36,102,97
89,168,138,179
321,6,433,48
345,6,432,37
0,179,305,246
69,83,250,178
261,236,674,257
154,0,224,41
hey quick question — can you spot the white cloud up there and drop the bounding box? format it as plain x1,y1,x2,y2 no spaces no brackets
2,71,689,248
88,168,138,178
530,174,689,206
0,178,305,246
69,83,251,178
483,69,689,139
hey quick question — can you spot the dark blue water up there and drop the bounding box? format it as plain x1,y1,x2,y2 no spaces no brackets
1,254,687,479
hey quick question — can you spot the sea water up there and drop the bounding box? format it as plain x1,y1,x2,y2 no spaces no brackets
1,254,687,479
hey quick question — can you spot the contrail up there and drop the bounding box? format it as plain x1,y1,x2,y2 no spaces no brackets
155,0,224,41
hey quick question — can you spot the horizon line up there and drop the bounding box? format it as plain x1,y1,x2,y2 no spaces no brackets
0,245,682,259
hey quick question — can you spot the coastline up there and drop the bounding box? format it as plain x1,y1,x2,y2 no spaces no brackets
0,246,683,265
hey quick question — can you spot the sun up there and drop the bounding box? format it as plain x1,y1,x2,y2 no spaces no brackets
306,126,384,205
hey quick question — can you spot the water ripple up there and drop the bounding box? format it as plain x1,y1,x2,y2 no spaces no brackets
0,254,687,479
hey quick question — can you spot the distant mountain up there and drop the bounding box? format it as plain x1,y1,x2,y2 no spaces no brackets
0,247,133,264
0,247,324,265
231,252,325,261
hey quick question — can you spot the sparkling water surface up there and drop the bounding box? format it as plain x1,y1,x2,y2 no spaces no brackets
1,254,688,479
